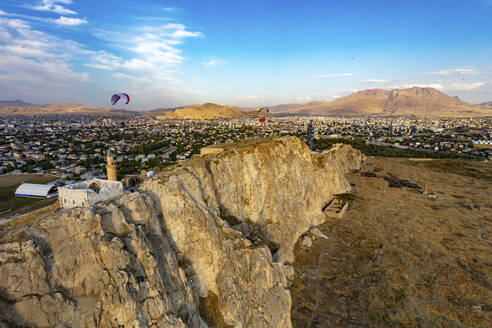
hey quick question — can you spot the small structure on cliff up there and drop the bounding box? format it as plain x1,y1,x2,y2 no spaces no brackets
122,174,145,188
58,178,123,208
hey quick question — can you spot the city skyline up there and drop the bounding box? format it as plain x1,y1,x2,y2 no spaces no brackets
1,0,492,109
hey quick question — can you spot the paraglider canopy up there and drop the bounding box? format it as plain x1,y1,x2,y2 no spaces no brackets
259,117,265,123
111,93,130,106
256,107,269,113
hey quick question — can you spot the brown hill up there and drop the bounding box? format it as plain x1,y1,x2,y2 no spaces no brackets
272,87,491,117
0,103,136,117
156,103,251,119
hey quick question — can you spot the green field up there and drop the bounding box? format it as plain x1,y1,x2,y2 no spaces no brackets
0,174,56,219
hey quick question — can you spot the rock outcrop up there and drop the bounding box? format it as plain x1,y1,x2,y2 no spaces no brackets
0,136,363,327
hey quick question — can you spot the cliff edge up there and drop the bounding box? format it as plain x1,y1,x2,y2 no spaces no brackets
0,136,364,327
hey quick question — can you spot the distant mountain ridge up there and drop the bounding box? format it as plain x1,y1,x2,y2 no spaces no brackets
0,100,38,107
0,103,136,117
481,101,492,109
270,87,492,117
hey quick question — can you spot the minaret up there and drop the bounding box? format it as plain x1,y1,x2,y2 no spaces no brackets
307,120,314,151
106,149,117,181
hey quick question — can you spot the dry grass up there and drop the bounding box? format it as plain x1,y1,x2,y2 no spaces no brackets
291,157,492,327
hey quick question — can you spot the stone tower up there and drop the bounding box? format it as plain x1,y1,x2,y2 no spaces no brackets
106,149,117,181
307,120,314,151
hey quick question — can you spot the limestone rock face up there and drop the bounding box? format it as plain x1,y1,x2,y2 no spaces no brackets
0,137,363,327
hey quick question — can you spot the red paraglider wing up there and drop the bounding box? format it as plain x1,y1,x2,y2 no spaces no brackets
122,93,130,104
259,117,265,122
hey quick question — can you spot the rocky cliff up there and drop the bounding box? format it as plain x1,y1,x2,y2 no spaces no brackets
0,137,364,327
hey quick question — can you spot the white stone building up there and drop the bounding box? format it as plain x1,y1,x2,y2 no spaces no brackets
58,178,123,208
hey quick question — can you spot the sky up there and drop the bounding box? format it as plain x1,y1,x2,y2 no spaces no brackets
0,0,491,110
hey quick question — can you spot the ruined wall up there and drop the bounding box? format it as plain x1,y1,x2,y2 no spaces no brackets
0,137,364,327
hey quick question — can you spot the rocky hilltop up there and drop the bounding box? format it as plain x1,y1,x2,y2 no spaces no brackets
156,103,250,120
0,137,364,327
270,87,492,117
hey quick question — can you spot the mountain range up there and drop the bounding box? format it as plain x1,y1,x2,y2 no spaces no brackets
0,103,136,117
0,100,38,107
269,87,492,117
1,87,491,118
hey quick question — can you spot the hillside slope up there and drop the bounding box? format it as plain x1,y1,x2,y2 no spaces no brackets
292,157,492,327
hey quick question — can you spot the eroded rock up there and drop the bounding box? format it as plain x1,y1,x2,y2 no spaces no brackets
0,137,363,327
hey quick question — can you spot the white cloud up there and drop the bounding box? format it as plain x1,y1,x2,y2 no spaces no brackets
361,79,387,83
162,7,179,12
202,59,228,68
48,16,86,26
0,17,89,102
447,82,486,90
391,83,445,90
30,0,76,15
237,95,266,100
86,22,205,106
0,10,6,15
425,67,478,76
297,96,311,101
314,73,354,78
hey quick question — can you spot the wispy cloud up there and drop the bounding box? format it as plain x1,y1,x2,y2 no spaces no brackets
86,21,205,106
162,7,180,12
447,82,486,90
237,95,266,100
313,73,354,78
48,16,86,26
0,17,89,102
361,79,387,83
297,96,312,101
202,59,228,68
390,83,445,90
425,67,478,76
29,0,77,15
0,10,6,15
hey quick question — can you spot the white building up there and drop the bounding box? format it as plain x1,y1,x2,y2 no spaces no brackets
58,178,123,208
15,183,58,198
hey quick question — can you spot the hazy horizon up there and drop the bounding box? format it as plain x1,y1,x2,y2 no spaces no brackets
1,0,492,110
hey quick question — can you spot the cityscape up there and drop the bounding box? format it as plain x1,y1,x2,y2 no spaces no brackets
1,116,491,180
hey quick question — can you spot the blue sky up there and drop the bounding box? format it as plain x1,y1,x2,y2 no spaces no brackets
0,0,491,109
